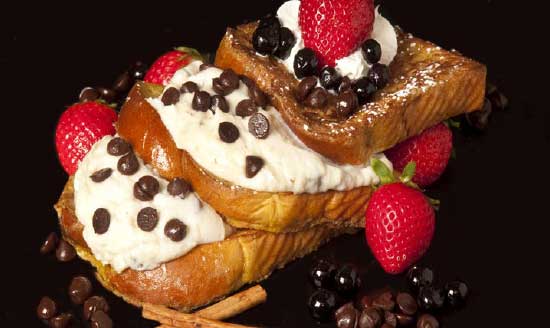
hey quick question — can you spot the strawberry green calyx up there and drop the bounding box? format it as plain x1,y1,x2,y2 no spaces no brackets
175,47,204,62
399,162,416,184
371,157,394,185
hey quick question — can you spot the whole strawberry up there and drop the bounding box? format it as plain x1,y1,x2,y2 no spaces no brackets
55,102,117,175
299,0,375,67
144,47,202,85
365,182,435,274
385,123,453,187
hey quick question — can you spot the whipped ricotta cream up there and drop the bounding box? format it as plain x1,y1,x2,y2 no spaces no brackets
148,65,392,194
277,1,398,80
74,136,228,272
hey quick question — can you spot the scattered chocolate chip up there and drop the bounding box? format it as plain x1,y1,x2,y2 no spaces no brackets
192,91,212,112
37,296,57,320
245,156,264,178
133,175,160,201
91,310,113,328
49,313,72,328
130,61,147,80
359,295,374,311
489,90,508,110
212,77,230,96
358,308,383,328
236,99,258,117
137,207,159,232
164,219,187,242
248,85,268,108
239,75,255,89
167,178,191,198
319,66,342,91
92,208,110,235
83,296,110,321
211,95,229,113
161,87,181,106
304,87,328,108
248,113,270,139
396,292,417,316
339,77,353,93
79,87,99,103
395,313,414,326
335,303,359,328
68,276,93,305
199,63,214,71
219,69,240,91
56,240,76,262
466,98,492,131
295,76,317,102
112,71,132,93
384,311,397,327
417,314,439,328
117,152,139,175
107,137,131,156
336,90,359,117
97,87,117,103
219,122,240,143
373,291,395,312
180,81,199,94
40,232,59,255
90,168,113,183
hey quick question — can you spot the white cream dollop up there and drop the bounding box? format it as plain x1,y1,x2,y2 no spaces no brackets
277,1,398,80
74,136,228,273
148,65,392,194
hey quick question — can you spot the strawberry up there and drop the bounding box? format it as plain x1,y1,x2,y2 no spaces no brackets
385,123,453,187
144,47,203,85
55,102,117,175
365,181,435,274
299,0,375,67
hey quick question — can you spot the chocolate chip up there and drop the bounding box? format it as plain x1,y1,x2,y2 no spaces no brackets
384,311,397,327
358,308,383,328
164,219,187,242
336,90,359,117
83,296,110,321
395,313,414,326
372,291,395,312
219,69,240,91
335,303,359,328
199,63,214,71
130,61,147,80
37,296,57,320
137,207,159,232
40,232,59,255
79,87,99,103
92,208,110,234
396,292,417,315
245,156,264,178
112,71,132,93
161,87,181,106
295,76,317,102
49,313,72,328
466,98,492,131
417,314,439,328
236,99,258,117
97,87,117,103
211,95,229,113
56,240,76,262
212,78,230,96
91,310,113,328
240,75,255,89
248,113,270,139
90,168,113,183
339,77,352,93
248,85,268,108
133,175,160,201
489,90,508,110
117,152,139,175
192,91,212,112
180,81,199,94
107,137,131,156
167,178,191,198
68,276,93,305
219,122,240,143
304,87,328,108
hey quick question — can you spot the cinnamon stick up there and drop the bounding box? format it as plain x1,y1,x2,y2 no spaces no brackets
195,285,267,320
143,305,256,328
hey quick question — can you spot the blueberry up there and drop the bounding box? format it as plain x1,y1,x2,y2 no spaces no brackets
258,14,281,30
417,287,445,312
319,66,342,91
367,63,390,90
334,264,361,296
308,289,337,322
275,27,296,60
293,48,319,79
352,77,377,104
362,39,382,64
407,265,434,293
445,280,469,308
253,26,280,56
309,259,337,288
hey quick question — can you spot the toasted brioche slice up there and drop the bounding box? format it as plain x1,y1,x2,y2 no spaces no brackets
117,82,375,233
215,23,486,165
55,177,354,311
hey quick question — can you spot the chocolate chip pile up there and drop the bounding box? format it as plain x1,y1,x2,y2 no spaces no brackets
40,231,76,263
464,82,508,131
36,275,112,328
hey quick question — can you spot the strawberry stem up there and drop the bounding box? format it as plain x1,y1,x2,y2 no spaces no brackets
371,158,395,185
175,47,204,62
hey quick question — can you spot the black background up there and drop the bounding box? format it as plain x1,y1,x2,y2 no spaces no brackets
1,0,547,327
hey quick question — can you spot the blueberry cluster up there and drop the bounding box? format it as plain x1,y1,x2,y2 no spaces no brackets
252,15,296,59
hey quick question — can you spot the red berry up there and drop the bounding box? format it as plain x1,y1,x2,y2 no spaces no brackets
144,49,193,85
299,0,375,67
385,123,453,187
55,102,117,175
365,183,435,274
